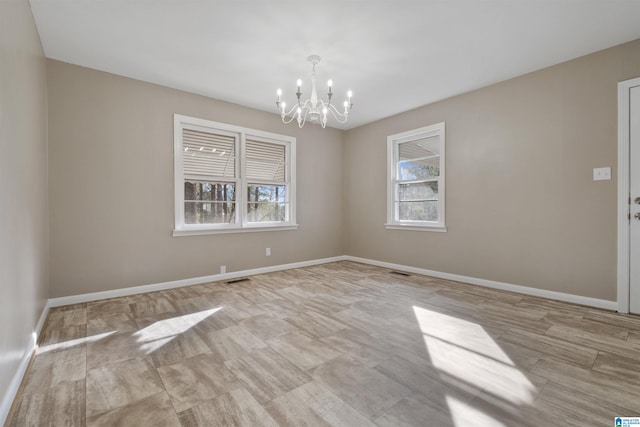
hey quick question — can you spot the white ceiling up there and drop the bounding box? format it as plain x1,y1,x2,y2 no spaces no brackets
29,0,640,130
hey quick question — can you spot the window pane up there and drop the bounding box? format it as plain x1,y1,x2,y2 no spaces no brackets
247,184,287,222
247,202,287,222
184,202,236,224
398,201,438,221
246,140,286,181
247,185,286,203
184,181,236,224
398,135,440,160
398,181,438,201
398,157,440,180
185,181,235,202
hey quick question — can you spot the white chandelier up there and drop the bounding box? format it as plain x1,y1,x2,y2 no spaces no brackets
276,55,353,128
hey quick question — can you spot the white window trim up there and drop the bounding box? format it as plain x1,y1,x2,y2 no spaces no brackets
173,114,297,236
385,122,446,231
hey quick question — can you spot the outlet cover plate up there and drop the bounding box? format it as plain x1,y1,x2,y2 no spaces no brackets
593,167,611,181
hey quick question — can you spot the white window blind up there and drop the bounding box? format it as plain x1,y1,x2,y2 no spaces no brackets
183,129,236,179
246,139,286,182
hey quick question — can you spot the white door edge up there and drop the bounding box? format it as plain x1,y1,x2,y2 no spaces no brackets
617,76,640,314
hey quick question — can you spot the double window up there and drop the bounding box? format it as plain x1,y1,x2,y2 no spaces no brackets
174,114,296,235
386,122,446,231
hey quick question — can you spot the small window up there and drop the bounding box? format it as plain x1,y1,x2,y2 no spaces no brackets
174,115,296,236
386,122,446,231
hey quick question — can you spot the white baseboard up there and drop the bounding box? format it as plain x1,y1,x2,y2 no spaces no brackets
50,254,617,311
49,256,346,307
345,256,618,311
0,301,50,426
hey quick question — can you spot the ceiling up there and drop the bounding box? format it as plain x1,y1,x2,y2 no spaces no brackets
29,1,640,130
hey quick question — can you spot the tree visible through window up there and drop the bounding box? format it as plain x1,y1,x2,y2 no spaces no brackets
184,181,236,224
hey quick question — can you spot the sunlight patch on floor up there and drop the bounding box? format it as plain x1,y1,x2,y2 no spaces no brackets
446,395,507,427
413,306,536,405
37,331,116,354
133,307,221,354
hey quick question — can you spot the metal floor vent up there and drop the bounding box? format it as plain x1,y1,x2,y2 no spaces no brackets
225,277,251,285
390,270,411,277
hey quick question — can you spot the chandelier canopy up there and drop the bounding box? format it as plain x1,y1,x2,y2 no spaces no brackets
276,55,353,128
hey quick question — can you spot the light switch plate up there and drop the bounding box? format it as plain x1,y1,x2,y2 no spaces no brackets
593,167,611,181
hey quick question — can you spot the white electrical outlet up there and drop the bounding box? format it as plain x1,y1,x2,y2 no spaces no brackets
266,248,271,256
220,265,226,274
593,167,611,181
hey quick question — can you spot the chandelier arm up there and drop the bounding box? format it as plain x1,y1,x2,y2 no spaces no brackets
280,99,310,121
298,111,307,128
325,103,346,117
279,102,310,127
325,104,349,124
280,113,299,125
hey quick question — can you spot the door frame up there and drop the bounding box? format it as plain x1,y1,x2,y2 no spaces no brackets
617,76,640,314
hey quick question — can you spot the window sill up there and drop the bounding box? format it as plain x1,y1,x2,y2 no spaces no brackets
385,223,447,232
173,224,299,237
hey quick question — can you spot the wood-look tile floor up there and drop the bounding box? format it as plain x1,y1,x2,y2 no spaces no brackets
7,261,640,426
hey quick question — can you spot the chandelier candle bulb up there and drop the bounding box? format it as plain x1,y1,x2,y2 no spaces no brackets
274,55,354,128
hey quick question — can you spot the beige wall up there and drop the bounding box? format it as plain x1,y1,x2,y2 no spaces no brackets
46,39,640,302
47,60,345,298
345,39,640,302
0,0,49,417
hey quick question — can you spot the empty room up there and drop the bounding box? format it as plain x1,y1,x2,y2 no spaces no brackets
3,0,640,426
